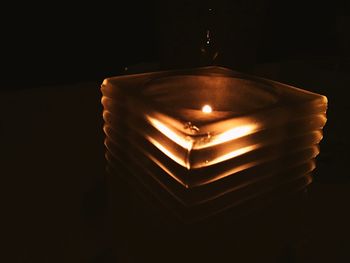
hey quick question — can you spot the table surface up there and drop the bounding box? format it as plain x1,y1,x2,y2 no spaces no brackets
1,61,350,262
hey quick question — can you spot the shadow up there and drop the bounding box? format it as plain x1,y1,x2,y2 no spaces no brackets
104,156,312,262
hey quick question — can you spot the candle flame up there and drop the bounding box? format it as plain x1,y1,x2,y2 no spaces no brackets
202,105,212,113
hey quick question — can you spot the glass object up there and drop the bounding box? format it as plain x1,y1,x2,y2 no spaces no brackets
101,66,327,186
101,66,327,220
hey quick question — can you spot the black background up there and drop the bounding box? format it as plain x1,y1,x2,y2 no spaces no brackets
1,1,350,262
1,0,349,88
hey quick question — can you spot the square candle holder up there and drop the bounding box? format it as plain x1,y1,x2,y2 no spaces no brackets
101,66,327,218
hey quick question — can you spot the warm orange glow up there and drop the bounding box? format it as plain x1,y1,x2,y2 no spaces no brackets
212,125,256,145
145,135,189,169
146,115,193,150
195,124,257,150
145,114,258,168
202,144,258,168
146,114,257,151
202,104,212,113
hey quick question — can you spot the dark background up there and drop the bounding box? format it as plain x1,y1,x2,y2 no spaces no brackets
1,1,350,262
1,0,349,88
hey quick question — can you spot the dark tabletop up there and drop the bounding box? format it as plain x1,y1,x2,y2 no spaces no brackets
1,61,350,262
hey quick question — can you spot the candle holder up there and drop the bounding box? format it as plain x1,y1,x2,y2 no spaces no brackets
101,66,327,220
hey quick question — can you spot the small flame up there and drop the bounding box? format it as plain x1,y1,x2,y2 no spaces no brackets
202,105,212,113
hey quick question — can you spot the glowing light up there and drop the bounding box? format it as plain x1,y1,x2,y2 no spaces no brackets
146,114,257,151
215,125,255,144
146,115,193,150
202,105,212,113
205,145,258,167
195,124,257,150
145,135,189,169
